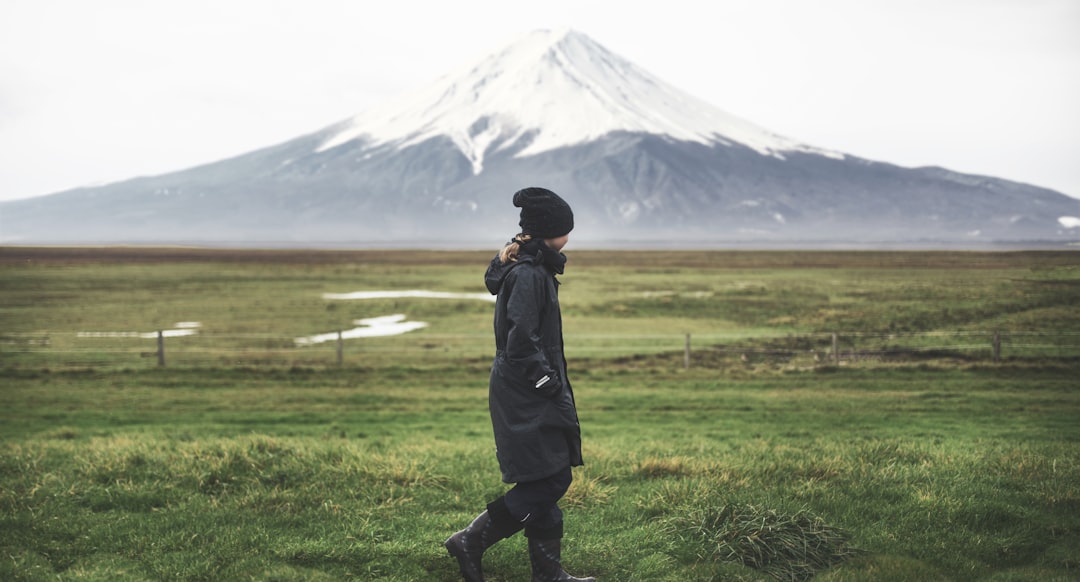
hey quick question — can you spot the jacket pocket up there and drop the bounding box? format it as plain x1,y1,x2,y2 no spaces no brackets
494,354,561,399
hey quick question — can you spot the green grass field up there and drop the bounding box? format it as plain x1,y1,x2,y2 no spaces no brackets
1,247,1078,581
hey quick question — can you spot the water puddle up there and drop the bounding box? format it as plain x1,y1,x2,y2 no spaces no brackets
75,291,492,345
295,289,496,343
295,314,428,345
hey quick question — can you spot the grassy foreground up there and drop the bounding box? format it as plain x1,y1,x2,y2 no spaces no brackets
1,248,1079,580
1,366,1077,581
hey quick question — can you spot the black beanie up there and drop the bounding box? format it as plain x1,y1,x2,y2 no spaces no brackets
514,187,574,239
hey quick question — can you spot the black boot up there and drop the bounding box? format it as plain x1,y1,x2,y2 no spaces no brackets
445,496,523,582
526,522,596,582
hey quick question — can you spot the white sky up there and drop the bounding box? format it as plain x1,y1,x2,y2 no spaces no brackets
1,0,1078,202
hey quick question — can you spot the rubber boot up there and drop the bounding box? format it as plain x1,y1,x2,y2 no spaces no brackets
526,522,596,582
445,496,523,582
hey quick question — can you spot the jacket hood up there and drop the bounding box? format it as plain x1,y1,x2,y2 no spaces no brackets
485,240,567,295
484,253,530,295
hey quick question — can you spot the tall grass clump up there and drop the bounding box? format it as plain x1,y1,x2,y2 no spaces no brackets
663,501,860,581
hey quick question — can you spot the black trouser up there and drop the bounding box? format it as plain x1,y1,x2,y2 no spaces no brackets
503,465,572,532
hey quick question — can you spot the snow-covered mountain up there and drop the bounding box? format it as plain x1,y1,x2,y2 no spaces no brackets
318,29,841,171
3,28,1078,246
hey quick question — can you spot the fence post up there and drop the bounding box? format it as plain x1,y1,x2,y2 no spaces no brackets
684,333,691,369
157,330,165,367
832,332,839,364
337,330,344,367
992,330,1001,363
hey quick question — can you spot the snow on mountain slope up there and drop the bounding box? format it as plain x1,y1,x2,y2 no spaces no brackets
317,29,843,173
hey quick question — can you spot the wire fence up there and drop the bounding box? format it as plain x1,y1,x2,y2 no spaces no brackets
3,329,1079,371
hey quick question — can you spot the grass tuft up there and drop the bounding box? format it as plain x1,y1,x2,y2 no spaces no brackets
664,502,860,582
634,455,696,479
562,472,616,508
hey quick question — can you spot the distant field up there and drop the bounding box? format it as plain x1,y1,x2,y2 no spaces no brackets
1,246,1078,581
3,246,1079,370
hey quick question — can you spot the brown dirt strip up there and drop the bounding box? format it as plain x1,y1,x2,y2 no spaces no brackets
1,245,1074,269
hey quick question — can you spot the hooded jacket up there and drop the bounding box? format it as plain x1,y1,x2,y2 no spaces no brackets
484,242,584,483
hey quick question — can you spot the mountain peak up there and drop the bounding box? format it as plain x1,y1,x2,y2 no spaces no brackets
316,29,841,173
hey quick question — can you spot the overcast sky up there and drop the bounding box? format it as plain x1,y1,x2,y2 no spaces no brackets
1,0,1078,202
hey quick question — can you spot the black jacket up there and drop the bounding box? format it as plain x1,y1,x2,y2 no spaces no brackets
484,243,584,483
